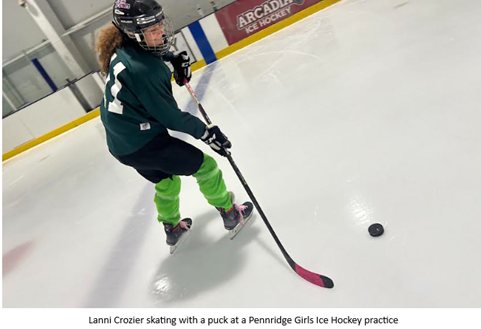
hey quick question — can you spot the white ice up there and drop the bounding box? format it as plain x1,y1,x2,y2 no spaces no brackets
3,0,481,308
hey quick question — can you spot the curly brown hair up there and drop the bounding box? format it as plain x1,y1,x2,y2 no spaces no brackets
95,24,124,76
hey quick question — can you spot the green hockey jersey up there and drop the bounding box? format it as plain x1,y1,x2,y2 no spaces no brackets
100,44,206,156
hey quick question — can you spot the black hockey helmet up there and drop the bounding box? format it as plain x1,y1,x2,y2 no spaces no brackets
112,0,174,56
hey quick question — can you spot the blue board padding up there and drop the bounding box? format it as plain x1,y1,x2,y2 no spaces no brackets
188,21,217,65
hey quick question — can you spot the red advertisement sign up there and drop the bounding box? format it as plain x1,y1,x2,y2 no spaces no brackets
215,0,325,45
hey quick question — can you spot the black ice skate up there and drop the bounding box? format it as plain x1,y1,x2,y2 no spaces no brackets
217,198,254,240
163,218,192,254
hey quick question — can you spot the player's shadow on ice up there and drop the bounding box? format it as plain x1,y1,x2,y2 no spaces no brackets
150,209,261,304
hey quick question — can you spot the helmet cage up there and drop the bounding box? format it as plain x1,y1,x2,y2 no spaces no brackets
135,15,174,56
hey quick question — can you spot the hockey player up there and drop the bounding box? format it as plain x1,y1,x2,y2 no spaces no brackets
95,0,253,253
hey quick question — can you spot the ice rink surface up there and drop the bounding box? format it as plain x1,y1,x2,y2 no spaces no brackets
3,0,481,307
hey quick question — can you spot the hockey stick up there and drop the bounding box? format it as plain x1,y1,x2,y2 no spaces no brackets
184,80,334,289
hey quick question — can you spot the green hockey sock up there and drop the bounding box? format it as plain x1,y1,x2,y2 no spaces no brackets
193,153,232,211
154,175,181,225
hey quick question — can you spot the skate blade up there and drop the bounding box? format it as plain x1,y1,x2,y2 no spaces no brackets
228,212,253,240
169,228,192,255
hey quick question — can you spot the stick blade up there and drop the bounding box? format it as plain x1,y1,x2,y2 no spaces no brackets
295,264,334,289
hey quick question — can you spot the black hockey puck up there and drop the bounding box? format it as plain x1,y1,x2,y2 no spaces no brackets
368,223,384,237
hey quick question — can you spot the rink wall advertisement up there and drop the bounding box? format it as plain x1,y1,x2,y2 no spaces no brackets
215,0,326,45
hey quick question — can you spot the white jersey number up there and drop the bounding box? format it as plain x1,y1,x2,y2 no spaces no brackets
104,54,126,115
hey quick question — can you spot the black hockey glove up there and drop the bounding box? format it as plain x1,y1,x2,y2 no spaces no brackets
201,125,232,157
171,51,192,87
